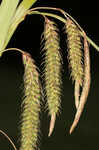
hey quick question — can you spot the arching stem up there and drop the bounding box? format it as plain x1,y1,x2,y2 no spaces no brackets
0,130,17,150
28,7,83,31
0,48,25,55
28,8,99,51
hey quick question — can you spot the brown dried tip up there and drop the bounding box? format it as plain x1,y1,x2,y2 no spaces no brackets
69,117,79,134
48,113,56,137
70,32,91,134
69,99,84,134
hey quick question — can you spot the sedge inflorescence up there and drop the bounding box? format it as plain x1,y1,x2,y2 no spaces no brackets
20,52,41,150
0,2,93,150
4,18,91,150
43,17,62,136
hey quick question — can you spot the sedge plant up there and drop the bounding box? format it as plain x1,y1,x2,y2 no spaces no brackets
0,0,99,150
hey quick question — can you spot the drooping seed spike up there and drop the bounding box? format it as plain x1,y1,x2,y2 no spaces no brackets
42,17,62,136
66,19,83,86
65,19,84,109
19,52,41,150
70,32,91,134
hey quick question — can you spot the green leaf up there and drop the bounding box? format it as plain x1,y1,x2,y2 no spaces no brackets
0,0,19,56
20,0,37,10
3,0,37,50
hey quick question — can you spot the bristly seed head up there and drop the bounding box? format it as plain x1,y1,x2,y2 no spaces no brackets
70,32,91,134
65,19,84,110
66,19,84,86
19,52,41,150
42,17,62,136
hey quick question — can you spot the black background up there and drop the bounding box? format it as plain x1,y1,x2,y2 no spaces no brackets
0,0,99,150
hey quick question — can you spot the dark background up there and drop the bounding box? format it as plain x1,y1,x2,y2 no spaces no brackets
0,0,99,150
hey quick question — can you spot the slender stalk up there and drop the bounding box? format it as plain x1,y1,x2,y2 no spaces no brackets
0,47,24,55
28,7,83,31
81,34,99,51
28,10,66,23
28,9,99,52
0,130,17,150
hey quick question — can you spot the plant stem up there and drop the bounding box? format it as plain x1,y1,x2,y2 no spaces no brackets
28,10,66,23
0,48,24,55
29,10,99,51
83,34,99,51
0,130,17,150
